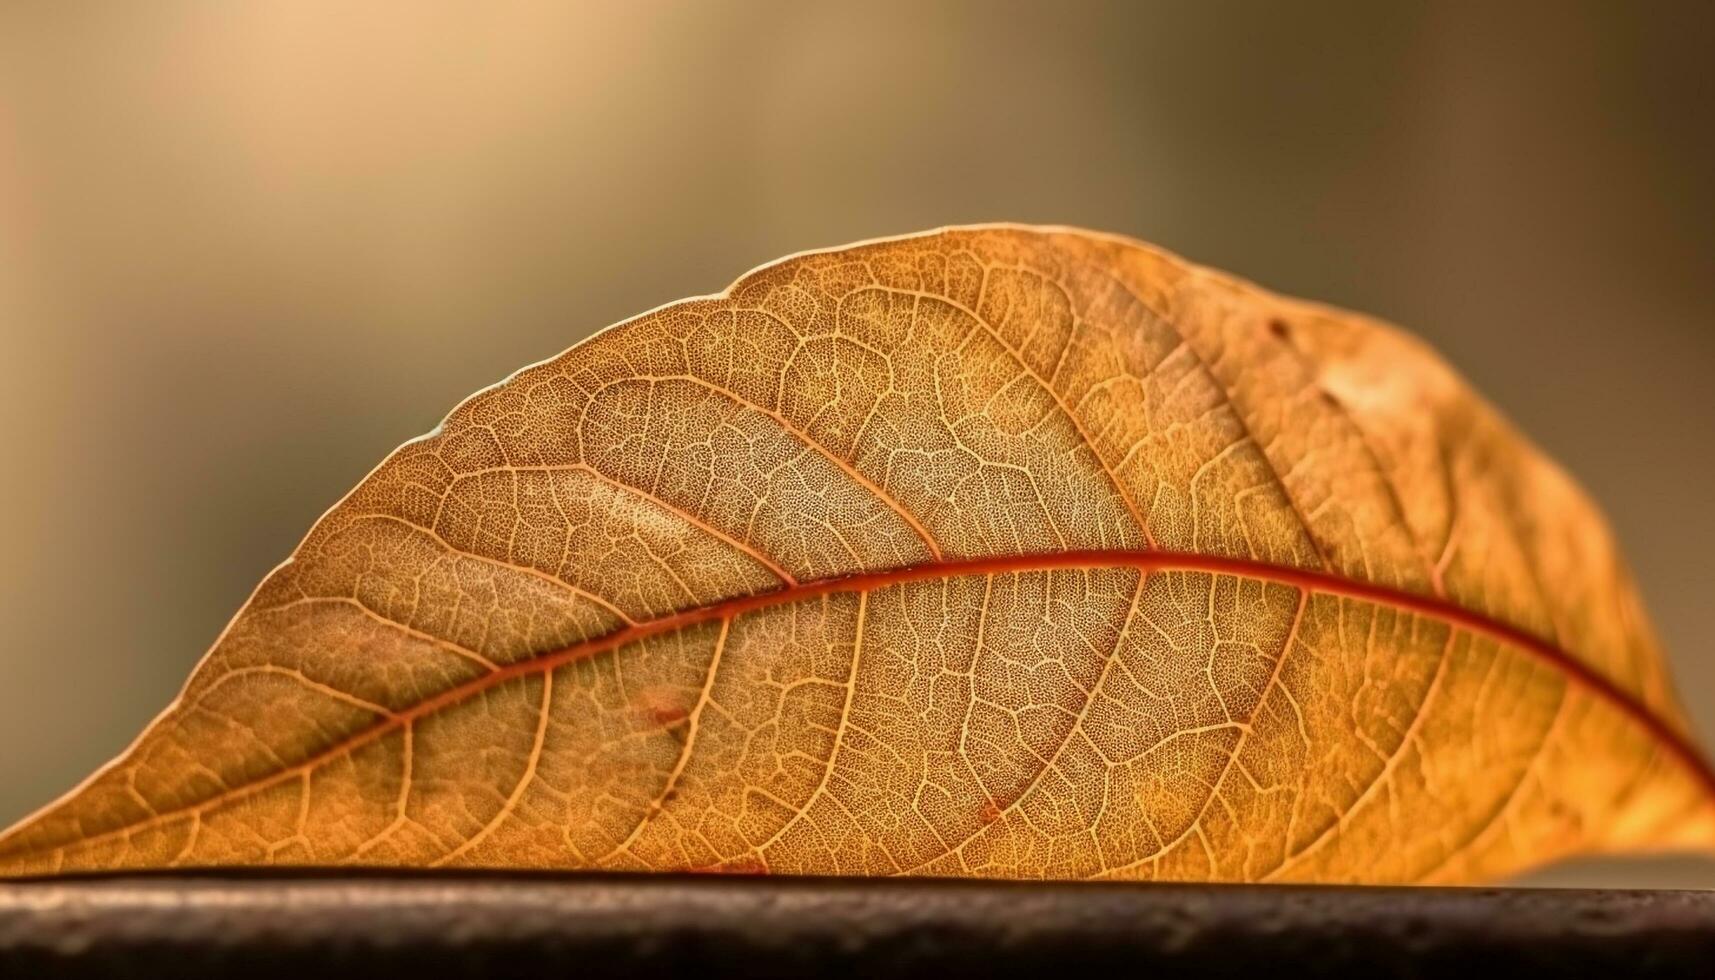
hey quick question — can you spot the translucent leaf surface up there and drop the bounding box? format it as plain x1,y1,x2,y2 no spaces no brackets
4,226,1710,882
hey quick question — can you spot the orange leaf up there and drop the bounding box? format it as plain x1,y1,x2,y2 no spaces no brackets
3,226,1710,882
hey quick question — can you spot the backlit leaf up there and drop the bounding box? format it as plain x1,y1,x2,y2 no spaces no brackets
3,226,1710,882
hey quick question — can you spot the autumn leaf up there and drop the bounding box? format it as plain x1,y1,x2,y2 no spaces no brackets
3,226,1711,883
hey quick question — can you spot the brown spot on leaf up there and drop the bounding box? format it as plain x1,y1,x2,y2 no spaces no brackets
635,685,691,727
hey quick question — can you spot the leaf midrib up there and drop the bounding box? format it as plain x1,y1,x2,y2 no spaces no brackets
21,548,1715,866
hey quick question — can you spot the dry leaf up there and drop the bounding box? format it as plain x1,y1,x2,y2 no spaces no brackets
3,226,1711,883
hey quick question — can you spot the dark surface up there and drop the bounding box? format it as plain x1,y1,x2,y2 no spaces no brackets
0,872,1710,978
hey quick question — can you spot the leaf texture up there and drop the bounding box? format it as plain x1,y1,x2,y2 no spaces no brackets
3,226,1711,883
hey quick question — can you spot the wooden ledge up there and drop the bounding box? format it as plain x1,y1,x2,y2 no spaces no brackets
1,871,1711,977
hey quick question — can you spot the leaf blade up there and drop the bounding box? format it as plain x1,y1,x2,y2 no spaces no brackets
4,226,1710,881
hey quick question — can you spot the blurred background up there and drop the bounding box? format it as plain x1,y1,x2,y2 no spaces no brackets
1,1,1712,887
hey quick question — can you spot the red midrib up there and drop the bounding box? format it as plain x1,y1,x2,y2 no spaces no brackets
28,548,1715,859
452,549,1715,795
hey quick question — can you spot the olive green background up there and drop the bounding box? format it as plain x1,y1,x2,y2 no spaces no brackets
2,1,1711,886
